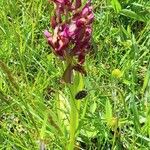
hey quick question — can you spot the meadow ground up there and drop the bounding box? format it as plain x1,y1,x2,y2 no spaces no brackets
0,0,150,149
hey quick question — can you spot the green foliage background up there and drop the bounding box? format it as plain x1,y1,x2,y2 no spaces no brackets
0,0,150,149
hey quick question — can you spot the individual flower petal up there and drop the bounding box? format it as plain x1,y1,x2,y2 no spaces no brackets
87,13,94,24
85,27,92,36
47,37,55,48
59,26,69,37
67,23,77,37
76,18,86,27
81,4,92,16
44,30,51,38
75,0,81,9
78,54,85,64
51,16,57,28
58,37,69,51
51,0,64,4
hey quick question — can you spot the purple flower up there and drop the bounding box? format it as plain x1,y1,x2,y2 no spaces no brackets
44,0,94,82
75,0,81,9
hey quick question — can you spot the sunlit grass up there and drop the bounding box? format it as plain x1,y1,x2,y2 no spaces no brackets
0,0,150,149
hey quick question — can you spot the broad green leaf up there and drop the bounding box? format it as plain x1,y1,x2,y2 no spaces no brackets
105,99,113,126
40,111,48,140
90,101,97,114
120,9,149,22
111,0,122,13
57,91,70,129
142,66,150,93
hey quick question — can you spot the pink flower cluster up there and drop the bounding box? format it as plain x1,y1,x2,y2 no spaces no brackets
44,0,94,64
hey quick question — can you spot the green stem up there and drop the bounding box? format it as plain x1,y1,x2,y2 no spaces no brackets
68,94,80,150
64,69,83,150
